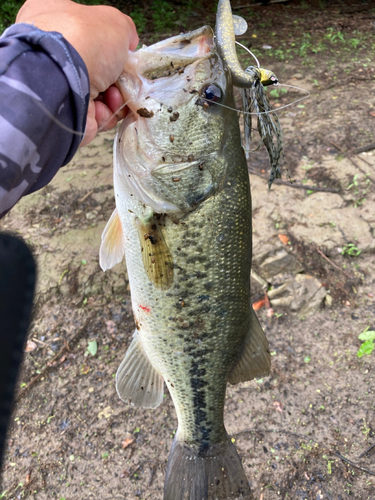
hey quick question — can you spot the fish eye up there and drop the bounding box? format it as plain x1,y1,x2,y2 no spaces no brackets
201,84,222,104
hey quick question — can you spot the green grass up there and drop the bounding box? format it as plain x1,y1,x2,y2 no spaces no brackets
249,27,375,70
357,327,375,358
0,0,22,33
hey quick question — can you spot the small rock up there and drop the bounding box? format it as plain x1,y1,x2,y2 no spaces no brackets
258,248,304,280
325,294,333,307
269,274,327,317
293,73,303,79
85,211,97,220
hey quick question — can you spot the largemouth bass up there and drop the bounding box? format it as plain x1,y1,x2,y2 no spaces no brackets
100,7,270,500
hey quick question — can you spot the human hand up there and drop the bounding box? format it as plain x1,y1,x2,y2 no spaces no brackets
16,0,138,146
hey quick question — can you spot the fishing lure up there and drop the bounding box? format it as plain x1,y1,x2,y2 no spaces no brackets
216,0,287,187
241,65,285,188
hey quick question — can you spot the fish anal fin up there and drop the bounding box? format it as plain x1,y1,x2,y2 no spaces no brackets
228,306,271,384
99,208,125,271
116,331,164,409
136,215,174,290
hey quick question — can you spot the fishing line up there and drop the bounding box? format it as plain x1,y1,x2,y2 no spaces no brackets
235,40,260,68
97,99,132,133
30,78,308,142
34,98,84,137
243,139,263,153
201,83,309,116
32,96,132,139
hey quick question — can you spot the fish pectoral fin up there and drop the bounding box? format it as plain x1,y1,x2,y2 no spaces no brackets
228,306,271,384
136,216,174,290
116,331,164,409
99,208,125,271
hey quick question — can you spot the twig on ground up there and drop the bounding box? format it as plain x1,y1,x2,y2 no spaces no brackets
233,428,312,441
148,465,156,487
232,428,375,477
129,459,162,481
129,464,142,479
355,142,375,154
249,169,340,193
17,312,97,401
235,0,289,9
325,139,374,184
316,247,351,279
358,443,375,459
334,451,375,476
31,337,54,353
78,190,94,203
356,154,374,168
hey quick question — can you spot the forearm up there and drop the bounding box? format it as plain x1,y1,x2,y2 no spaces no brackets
0,24,89,219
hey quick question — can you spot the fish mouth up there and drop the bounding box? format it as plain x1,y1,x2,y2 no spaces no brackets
134,26,216,81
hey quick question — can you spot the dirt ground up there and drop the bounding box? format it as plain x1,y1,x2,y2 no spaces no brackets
1,2,375,499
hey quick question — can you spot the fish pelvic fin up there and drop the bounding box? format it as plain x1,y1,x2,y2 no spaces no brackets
99,208,125,271
136,215,174,291
116,331,164,409
228,306,271,384
164,436,254,500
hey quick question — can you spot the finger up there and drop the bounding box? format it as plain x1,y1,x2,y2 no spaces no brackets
80,100,98,147
104,85,128,120
95,100,118,132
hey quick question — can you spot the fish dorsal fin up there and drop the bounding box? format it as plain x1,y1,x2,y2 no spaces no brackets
232,15,248,36
136,215,174,290
116,331,164,409
228,306,271,384
99,208,125,271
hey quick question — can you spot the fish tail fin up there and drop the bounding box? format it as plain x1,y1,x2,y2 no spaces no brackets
164,436,254,500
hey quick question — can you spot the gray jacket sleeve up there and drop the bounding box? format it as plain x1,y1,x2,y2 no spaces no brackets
0,23,90,219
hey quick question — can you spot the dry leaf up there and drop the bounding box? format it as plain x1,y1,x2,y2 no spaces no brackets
98,406,113,420
24,340,37,352
105,320,116,334
278,234,289,245
273,401,283,412
122,438,135,449
253,298,266,311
